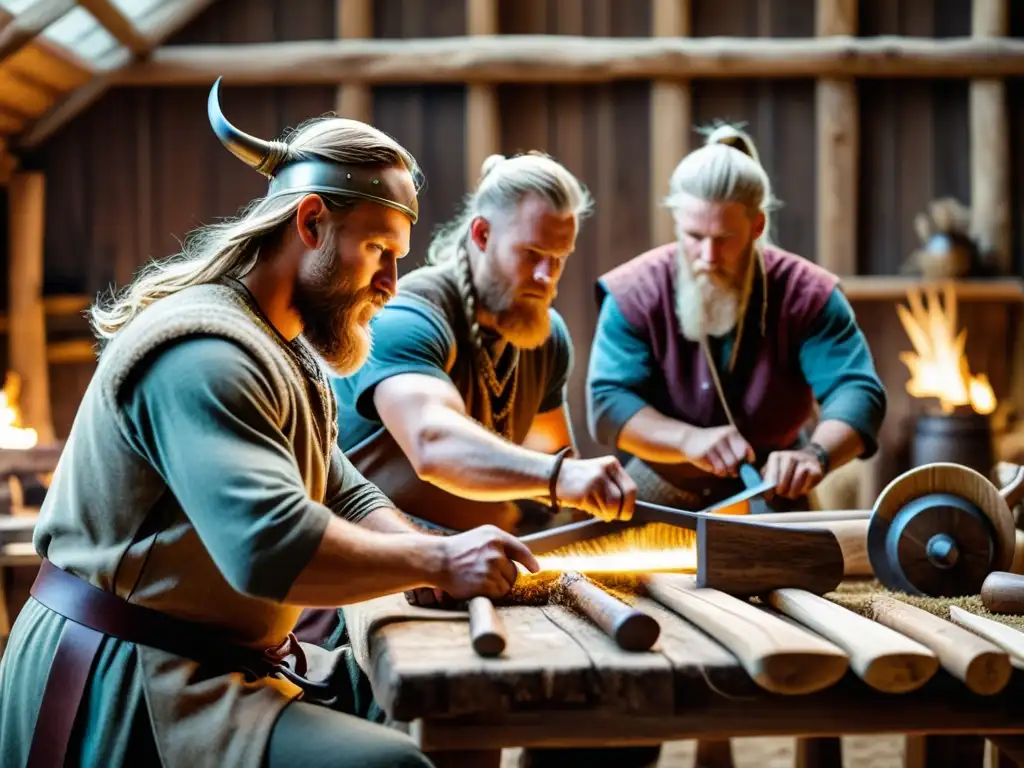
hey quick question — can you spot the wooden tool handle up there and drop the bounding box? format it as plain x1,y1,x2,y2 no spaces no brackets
645,574,849,695
980,571,1024,615
563,574,660,652
948,605,1024,664
767,589,938,693
468,596,507,657
866,596,1012,695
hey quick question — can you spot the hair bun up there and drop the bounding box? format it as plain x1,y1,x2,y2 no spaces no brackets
705,125,760,164
480,154,507,180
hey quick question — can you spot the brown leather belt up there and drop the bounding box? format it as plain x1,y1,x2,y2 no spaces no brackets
25,559,332,768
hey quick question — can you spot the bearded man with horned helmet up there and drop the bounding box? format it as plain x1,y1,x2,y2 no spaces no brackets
0,79,543,768
586,124,886,512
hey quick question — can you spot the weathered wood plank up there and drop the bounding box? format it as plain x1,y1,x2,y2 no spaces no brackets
111,36,1024,87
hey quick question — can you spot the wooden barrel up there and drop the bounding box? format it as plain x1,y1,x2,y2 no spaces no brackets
911,412,994,477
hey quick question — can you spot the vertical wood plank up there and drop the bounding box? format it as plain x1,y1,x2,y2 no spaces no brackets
7,172,53,444
465,0,499,190
336,0,372,121
649,0,691,248
815,0,858,274
969,0,1010,274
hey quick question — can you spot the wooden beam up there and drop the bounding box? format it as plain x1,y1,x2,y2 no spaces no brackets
465,0,499,190
108,36,1024,86
815,0,858,276
0,0,76,65
969,0,1010,275
76,0,150,55
649,0,691,248
16,0,218,149
7,172,54,444
335,0,371,122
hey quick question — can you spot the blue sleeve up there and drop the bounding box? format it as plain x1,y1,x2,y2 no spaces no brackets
538,310,574,413
121,337,333,602
338,297,456,423
799,286,888,458
585,293,658,446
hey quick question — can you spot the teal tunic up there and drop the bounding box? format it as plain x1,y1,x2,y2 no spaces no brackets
0,280,391,768
587,286,886,458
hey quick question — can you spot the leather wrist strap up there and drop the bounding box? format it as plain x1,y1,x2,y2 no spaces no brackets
548,446,572,514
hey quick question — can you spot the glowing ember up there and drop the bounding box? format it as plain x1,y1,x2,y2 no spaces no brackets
0,373,38,450
896,283,996,415
528,523,698,576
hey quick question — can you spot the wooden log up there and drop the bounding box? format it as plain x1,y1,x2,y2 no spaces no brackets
110,36,1024,87
468,596,507,657
980,571,1024,615
948,605,1024,664
815,0,858,275
561,572,660,652
645,574,849,695
335,0,372,122
8,172,54,445
465,0,499,191
766,588,939,692
969,0,1010,275
865,596,1012,695
648,0,691,248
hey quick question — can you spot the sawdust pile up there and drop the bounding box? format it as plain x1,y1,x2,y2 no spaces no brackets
822,579,1024,632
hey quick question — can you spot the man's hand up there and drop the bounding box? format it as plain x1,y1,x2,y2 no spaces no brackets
679,425,755,477
763,449,825,500
433,525,540,600
555,456,637,522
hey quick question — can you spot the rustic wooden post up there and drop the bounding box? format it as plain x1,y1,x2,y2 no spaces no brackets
465,0,500,190
969,0,1009,274
815,0,858,277
336,0,372,121
649,0,691,249
7,172,54,446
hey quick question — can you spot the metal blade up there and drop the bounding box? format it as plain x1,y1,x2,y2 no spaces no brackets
634,478,778,530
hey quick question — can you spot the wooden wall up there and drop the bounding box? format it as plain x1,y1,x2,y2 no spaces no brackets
3,0,1021,490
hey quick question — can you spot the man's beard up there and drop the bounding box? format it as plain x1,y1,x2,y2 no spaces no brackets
673,246,752,342
474,260,553,350
293,243,389,375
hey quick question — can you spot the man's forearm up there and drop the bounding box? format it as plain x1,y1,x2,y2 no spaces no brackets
616,406,694,464
283,515,446,607
358,506,428,534
808,419,865,472
412,410,558,501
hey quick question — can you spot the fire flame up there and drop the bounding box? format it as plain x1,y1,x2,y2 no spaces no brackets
530,523,698,576
0,373,38,450
896,283,996,415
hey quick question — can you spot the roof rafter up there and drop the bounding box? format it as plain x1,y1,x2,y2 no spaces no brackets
75,0,149,54
0,0,76,64
16,0,219,148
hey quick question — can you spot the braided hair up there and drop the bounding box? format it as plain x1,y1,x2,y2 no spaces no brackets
426,151,592,438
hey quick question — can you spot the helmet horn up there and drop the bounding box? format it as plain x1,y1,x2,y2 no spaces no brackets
207,77,287,177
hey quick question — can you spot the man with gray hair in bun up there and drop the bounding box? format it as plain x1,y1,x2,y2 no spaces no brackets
330,151,637,537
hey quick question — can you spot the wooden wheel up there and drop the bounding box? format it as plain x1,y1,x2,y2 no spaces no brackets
867,463,1017,597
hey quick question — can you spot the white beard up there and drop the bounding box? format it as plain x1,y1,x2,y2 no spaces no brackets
673,249,742,342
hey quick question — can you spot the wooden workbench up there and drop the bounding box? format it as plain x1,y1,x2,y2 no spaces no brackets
343,587,1024,767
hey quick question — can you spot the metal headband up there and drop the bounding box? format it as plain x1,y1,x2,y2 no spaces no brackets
206,77,419,224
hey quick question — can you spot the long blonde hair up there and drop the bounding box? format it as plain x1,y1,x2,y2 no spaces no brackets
89,117,421,342
664,123,779,247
